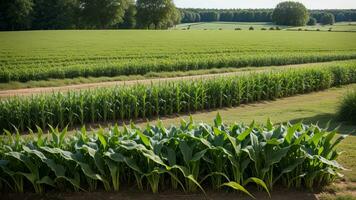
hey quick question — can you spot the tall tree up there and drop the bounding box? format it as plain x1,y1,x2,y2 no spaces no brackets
32,0,80,29
136,0,178,29
307,17,317,25
79,0,130,29
320,13,335,25
0,0,33,30
200,11,219,22
272,1,309,26
118,1,137,29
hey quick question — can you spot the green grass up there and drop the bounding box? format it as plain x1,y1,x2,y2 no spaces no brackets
1,30,356,82
288,22,356,32
174,22,290,30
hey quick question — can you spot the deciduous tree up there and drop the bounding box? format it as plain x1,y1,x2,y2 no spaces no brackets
307,17,317,26
136,0,179,29
0,0,33,30
320,13,335,25
272,1,309,26
32,0,80,29
79,0,130,29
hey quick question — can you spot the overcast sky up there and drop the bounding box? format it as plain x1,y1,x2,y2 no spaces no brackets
174,0,356,9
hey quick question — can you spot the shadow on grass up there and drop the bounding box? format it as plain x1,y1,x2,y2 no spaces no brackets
286,113,355,135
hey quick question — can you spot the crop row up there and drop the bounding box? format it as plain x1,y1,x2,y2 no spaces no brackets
0,116,346,196
1,52,356,82
1,64,355,131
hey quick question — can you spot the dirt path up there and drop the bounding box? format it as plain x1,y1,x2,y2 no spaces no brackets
0,61,351,98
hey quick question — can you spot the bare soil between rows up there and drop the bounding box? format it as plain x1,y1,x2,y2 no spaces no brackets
1,188,318,200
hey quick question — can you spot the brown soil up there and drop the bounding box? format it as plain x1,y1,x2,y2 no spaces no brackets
1,188,318,200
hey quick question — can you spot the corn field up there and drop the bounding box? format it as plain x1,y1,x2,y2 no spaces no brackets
1,65,356,131
1,52,356,83
1,30,356,83
0,116,346,197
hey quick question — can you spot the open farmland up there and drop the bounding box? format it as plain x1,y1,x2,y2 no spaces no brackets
1,64,355,131
0,60,354,97
175,22,356,32
1,0,356,198
1,30,356,83
2,85,356,200
288,22,356,32
174,22,290,30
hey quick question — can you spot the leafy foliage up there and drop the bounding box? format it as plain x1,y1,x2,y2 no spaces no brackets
337,89,356,124
0,116,346,196
1,65,356,131
0,0,33,31
307,17,317,26
272,1,309,26
79,0,130,29
321,13,335,25
181,8,356,24
31,0,79,30
136,0,180,29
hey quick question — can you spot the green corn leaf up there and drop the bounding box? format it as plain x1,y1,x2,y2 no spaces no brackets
266,118,273,131
136,130,150,147
285,122,301,143
244,177,271,197
179,141,192,165
214,113,222,127
36,176,55,187
105,150,142,173
221,182,255,199
237,126,253,141
172,165,206,196
59,126,68,147
265,146,290,167
191,149,207,162
96,128,107,149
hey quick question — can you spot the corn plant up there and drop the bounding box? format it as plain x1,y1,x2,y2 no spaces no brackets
1,52,356,83
0,115,346,198
1,65,355,132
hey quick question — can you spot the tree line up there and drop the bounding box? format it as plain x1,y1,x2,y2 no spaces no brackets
181,8,356,24
1,0,356,31
0,0,180,31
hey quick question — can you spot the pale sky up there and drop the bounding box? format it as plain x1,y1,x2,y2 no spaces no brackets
174,0,356,9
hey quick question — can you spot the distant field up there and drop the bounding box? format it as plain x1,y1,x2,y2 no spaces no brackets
288,22,356,32
174,22,290,30
1,30,356,83
175,21,356,32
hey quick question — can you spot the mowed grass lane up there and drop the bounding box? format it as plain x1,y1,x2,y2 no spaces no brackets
1,30,356,82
